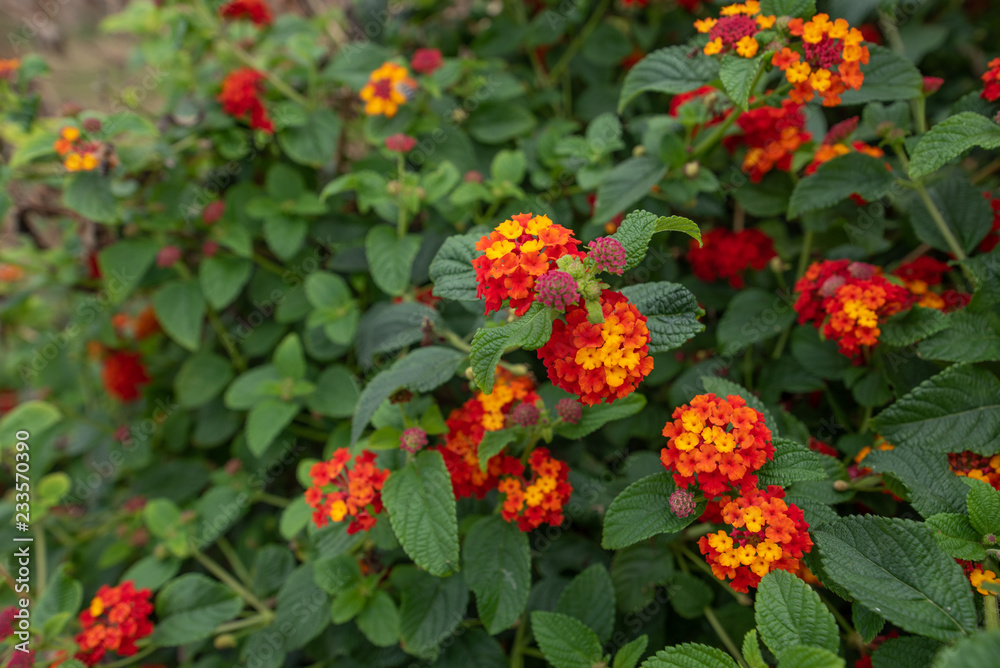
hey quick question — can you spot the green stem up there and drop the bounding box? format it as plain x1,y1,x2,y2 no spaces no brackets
692,64,766,160
255,492,291,508
548,0,613,81
857,405,873,434
985,593,1000,631
770,323,791,360
397,154,409,238
796,229,815,281
252,252,287,276
509,615,530,668
288,424,329,442
704,606,748,668
206,305,247,372
217,537,253,588
824,386,852,432
102,644,157,668
522,648,545,659
193,549,273,619
215,613,272,635
913,181,967,262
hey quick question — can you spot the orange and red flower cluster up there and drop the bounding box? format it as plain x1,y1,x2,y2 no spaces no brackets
694,2,775,59
75,581,154,666
949,451,1000,491
219,0,272,26
218,68,274,133
101,350,151,402
892,257,969,313
698,486,813,592
305,449,390,534
981,57,1000,102
773,14,869,107
794,260,911,358
360,62,416,118
497,447,573,531
111,305,161,341
687,228,776,288
472,213,585,316
724,99,811,182
435,369,540,499
660,393,774,498
538,290,654,406
53,126,107,172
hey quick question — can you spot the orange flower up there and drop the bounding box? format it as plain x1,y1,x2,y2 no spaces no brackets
305,449,390,534
970,568,1000,596
472,213,584,316
0,264,24,282
693,2,774,58
770,14,869,107
661,393,774,498
74,581,154,666
434,368,539,499
54,126,80,156
359,62,416,118
949,451,1000,491
698,486,813,592
537,290,653,406
497,447,573,531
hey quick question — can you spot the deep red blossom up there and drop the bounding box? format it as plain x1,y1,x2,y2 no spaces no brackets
219,0,272,26
686,228,776,287
75,581,154,666
385,133,417,152
218,68,275,133
981,57,1000,102
101,351,151,402
410,48,444,75
724,100,811,182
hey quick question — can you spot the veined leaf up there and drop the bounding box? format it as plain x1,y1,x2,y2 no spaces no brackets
603,473,703,549
470,303,554,394
619,46,720,113
909,112,1000,179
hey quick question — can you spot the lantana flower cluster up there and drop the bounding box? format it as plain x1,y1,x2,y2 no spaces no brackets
305,449,390,534
699,486,814,592
53,126,109,172
74,581,154,666
360,62,417,118
100,350,151,403
891,257,969,313
724,99,811,182
794,259,912,358
497,447,573,531
218,68,274,133
981,57,1000,102
694,1,775,59
949,451,1000,491
775,14,869,107
219,0,273,26
686,228,776,287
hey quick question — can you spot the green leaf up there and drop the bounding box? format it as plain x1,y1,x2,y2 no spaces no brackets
478,428,522,472
620,282,705,353
279,497,310,540
470,303,553,394
755,570,839,656
593,156,667,225
718,288,797,355
609,210,701,272
97,239,159,304
422,162,461,203
530,611,605,668
395,568,469,660
615,636,650,668
777,646,845,668
273,333,306,380
152,281,206,352
640,643,740,668
143,498,181,538
756,438,826,488
557,564,616,643
909,112,1000,179
35,565,83,631
174,352,233,408
966,478,1000,535
154,574,243,646
224,365,282,410
429,231,482,302
864,447,968,518
667,572,713,619
871,636,942,668
853,602,886,645
351,346,465,444
306,271,360,346
365,226,421,297
463,515,531,634
264,217,307,261
383,450,459,576
466,101,537,144
719,54,765,111
619,46,720,113
198,256,252,310
839,46,923,105
556,393,647,440
930,630,1000,668
810,515,978,642
788,153,895,218
433,627,507,668
246,399,299,456
0,400,61,439
918,311,1000,363
963,249,1000,311
908,178,993,254
357,302,442,367
742,630,768,668
122,556,181,591
870,364,1000,455
924,514,987,561
603,473,704,549
356,591,400,647
880,307,950,347
277,108,341,167
611,540,675,613
305,365,359,418
63,171,119,223
760,0,815,17
491,149,527,184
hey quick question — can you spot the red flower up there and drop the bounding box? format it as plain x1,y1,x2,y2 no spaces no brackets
725,100,811,182
537,290,654,406
202,200,225,224
75,581,154,666
101,351,150,402
497,447,573,531
410,48,444,75
304,449,390,534
686,228,775,288
385,133,417,153
981,57,1000,102
219,0,272,26
218,68,274,133
698,486,813,592
660,393,774,498
922,76,944,94
472,213,585,316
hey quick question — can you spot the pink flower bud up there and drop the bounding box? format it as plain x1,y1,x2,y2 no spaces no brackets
588,237,627,275
400,427,428,453
156,245,181,268
536,270,579,311
669,489,696,518
555,398,582,425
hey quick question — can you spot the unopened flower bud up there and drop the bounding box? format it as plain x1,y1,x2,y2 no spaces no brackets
833,480,850,492
400,427,428,453
156,245,181,268
682,161,700,179
555,398,582,425
202,200,226,225
215,634,238,649
536,270,579,310
508,402,540,428
669,489,697,518
588,237,627,275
